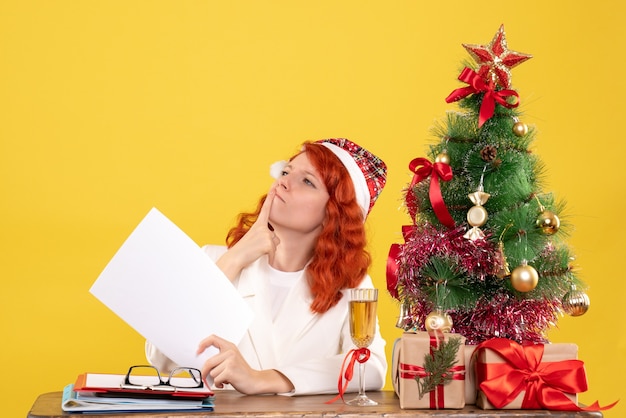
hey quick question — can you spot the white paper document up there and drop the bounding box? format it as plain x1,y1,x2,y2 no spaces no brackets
90,207,253,371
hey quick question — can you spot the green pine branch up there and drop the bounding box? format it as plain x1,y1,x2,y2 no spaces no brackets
416,336,463,399
420,257,479,310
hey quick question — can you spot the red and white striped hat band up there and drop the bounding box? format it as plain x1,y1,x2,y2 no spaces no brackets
270,138,387,219
317,138,386,219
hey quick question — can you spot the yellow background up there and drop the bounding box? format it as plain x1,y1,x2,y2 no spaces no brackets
1,1,623,416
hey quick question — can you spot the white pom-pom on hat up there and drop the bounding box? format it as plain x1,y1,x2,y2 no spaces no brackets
269,160,288,179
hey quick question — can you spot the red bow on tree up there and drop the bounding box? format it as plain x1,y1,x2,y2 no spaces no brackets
445,67,520,127
406,157,455,229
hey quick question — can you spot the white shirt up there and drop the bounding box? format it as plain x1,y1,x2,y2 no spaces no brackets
146,244,387,395
267,266,302,320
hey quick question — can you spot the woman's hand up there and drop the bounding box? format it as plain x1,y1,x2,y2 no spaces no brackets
216,185,280,281
197,335,294,395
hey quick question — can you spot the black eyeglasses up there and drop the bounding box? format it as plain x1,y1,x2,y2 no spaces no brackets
123,365,204,391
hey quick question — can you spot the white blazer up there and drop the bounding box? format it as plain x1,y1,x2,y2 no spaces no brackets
146,245,387,396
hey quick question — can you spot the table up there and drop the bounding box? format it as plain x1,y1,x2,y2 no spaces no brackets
27,390,603,418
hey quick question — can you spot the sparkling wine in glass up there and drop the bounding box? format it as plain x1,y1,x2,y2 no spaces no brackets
347,288,378,406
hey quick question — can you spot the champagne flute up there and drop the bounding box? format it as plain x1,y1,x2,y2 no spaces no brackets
347,288,378,406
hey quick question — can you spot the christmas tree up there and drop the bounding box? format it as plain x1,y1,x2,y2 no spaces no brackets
387,25,590,345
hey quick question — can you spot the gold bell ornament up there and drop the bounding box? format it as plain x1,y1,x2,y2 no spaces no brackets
395,301,415,331
495,241,511,279
562,285,590,317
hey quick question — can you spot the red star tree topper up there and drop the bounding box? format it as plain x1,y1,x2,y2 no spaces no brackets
462,24,532,88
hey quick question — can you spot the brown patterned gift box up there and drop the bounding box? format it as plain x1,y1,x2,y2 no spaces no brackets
392,331,466,409
464,344,477,404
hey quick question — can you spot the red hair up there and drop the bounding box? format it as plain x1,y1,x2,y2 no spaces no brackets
225,142,370,313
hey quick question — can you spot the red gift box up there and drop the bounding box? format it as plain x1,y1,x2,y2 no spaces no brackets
392,331,466,409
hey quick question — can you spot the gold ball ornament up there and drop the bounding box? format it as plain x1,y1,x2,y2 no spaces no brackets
435,151,451,165
512,121,528,137
562,288,590,317
536,210,560,235
510,263,539,292
424,310,453,332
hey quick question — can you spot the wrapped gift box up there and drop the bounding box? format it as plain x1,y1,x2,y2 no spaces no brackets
474,339,581,410
464,344,477,405
392,331,466,409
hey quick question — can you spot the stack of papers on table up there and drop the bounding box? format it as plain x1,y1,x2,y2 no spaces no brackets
62,373,215,413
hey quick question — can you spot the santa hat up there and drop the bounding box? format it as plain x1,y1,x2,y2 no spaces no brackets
317,138,387,219
270,138,387,219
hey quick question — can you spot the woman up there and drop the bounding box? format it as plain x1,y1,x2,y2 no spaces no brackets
146,138,387,395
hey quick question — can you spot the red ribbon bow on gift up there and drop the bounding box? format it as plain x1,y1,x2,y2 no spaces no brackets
326,347,371,404
406,157,455,229
400,363,466,409
445,67,520,127
475,338,617,411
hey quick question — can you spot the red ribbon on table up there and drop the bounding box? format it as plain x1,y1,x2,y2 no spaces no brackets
326,347,371,404
445,67,520,128
474,338,617,411
406,157,455,229
399,332,465,409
